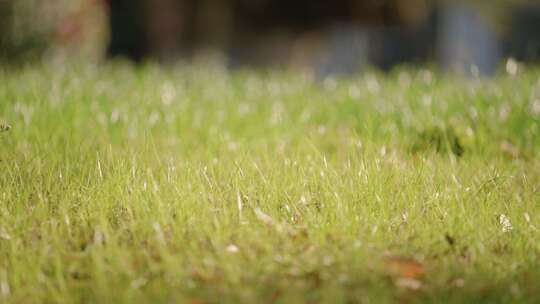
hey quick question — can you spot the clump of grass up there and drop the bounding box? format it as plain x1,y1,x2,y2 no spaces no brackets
411,126,464,157
0,122,11,132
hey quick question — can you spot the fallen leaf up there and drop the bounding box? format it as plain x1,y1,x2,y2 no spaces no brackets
384,256,425,279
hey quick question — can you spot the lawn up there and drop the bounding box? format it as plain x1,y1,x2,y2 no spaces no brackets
1,63,539,303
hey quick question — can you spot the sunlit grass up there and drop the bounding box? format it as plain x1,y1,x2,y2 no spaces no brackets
1,63,540,303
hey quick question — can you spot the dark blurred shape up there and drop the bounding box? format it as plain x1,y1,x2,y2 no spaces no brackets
0,1,49,62
107,0,147,61
505,4,540,62
437,4,501,75
370,14,438,70
2,0,540,71
106,0,437,71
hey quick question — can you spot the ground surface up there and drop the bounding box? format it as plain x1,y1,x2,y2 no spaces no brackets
1,63,539,303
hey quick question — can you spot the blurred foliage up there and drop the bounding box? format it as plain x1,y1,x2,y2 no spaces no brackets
0,0,107,63
0,0,538,64
0,0,51,61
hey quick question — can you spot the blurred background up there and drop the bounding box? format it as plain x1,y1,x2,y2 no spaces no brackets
1,0,539,75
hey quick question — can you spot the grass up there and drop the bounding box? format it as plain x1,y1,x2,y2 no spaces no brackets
0,62,539,303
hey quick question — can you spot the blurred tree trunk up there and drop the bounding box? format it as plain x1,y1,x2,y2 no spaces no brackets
107,0,147,60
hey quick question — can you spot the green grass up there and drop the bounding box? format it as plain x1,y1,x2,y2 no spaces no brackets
1,63,540,303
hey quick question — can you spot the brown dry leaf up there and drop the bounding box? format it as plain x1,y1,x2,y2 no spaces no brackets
383,256,425,279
